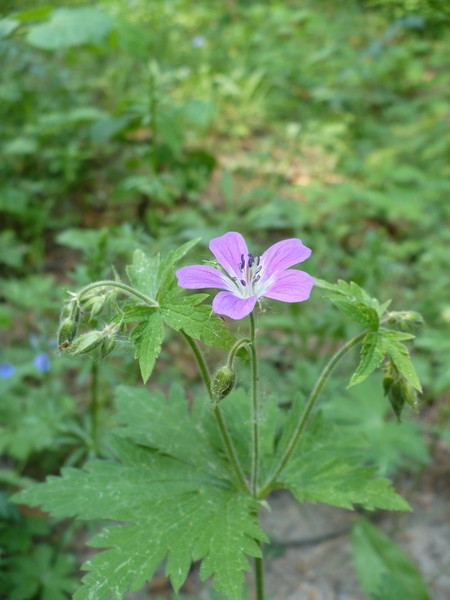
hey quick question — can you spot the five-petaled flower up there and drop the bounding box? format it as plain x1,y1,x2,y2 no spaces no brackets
176,232,315,320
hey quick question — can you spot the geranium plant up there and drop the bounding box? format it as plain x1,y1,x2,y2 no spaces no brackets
13,233,423,600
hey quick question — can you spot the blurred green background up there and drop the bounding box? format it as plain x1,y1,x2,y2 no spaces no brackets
1,1,449,598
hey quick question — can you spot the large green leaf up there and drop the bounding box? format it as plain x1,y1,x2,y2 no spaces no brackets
25,7,113,50
13,386,266,600
281,443,411,511
352,519,431,600
114,385,230,479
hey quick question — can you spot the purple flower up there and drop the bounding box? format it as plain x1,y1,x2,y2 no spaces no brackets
176,232,315,320
33,352,51,373
0,363,16,379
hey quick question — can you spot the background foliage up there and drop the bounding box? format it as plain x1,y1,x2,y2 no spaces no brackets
1,0,449,598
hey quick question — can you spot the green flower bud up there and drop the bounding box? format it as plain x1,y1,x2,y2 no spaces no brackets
58,300,81,349
70,331,103,355
212,366,236,404
383,370,418,421
58,318,78,349
100,336,116,358
384,311,424,332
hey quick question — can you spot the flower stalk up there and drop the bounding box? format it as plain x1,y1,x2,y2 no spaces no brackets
181,331,249,492
259,331,367,497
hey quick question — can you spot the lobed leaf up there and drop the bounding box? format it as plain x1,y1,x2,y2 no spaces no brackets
161,297,238,352
129,312,164,382
349,332,386,387
157,238,201,301
126,249,160,299
351,519,431,600
282,444,411,512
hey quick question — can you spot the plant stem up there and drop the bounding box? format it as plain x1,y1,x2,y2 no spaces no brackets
76,280,159,308
259,331,366,497
181,332,249,492
226,337,251,369
254,552,264,600
90,361,100,453
249,312,259,496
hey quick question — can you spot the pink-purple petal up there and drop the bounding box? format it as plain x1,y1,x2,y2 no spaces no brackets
261,239,311,276
209,232,249,279
176,265,230,290
212,292,257,320
263,270,315,302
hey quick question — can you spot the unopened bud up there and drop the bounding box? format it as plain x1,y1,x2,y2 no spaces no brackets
384,311,424,331
212,366,236,404
383,371,418,421
100,336,116,358
58,318,78,349
70,331,103,355
58,300,81,349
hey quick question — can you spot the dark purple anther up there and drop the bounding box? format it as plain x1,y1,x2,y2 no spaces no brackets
254,266,262,275
239,254,245,271
240,280,247,286
253,275,260,283
248,253,254,268
256,255,260,266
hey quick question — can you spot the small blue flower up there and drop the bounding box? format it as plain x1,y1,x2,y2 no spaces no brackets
33,352,51,373
0,363,16,379
192,35,206,48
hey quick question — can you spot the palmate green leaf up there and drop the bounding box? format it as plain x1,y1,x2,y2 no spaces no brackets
349,329,421,391
25,7,114,50
331,300,379,331
114,385,230,479
157,238,201,301
13,386,266,600
161,295,238,352
282,444,411,512
382,331,422,392
315,278,389,327
351,519,431,600
129,312,164,383
126,249,160,299
349,332,386,387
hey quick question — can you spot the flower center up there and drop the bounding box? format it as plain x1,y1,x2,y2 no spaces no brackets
230,253,263,298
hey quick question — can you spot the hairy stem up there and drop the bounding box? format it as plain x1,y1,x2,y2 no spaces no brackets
181,332,249,492
249,312,259,495
76,280,159,308
259,331,366,497
90,361,100,453
226,337,251,369
254,552,264,600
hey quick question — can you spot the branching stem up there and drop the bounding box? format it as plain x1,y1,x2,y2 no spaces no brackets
259,331,366,497
181,332,249,492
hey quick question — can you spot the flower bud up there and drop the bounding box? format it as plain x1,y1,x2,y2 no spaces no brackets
58,300,81,349
100,336,116,358
58,318,78,349
212,366,236,404
384,311,424,332
383,370,418,421
70,331,103,355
